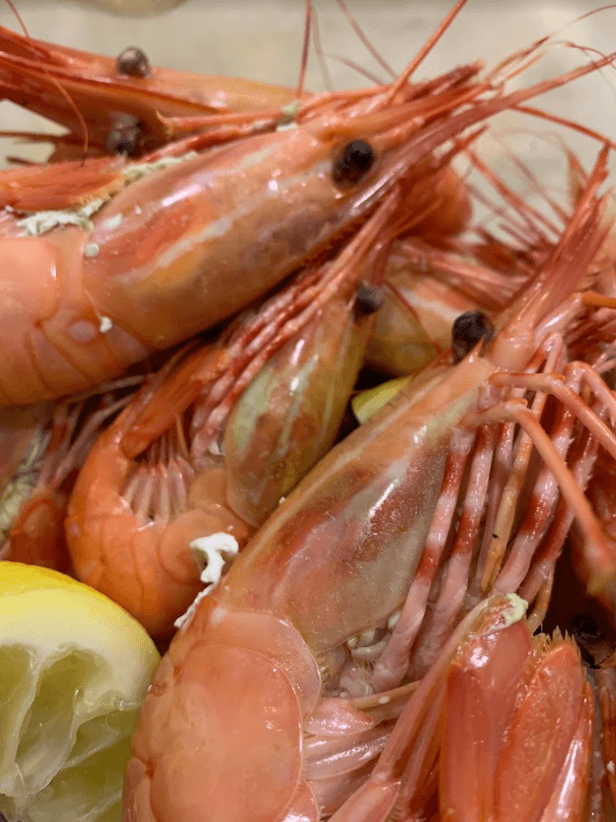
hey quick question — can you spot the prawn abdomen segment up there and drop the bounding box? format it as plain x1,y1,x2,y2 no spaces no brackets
222,357,491,653
0,238,59,403
0,233,146,404
127,604,321,822
134,642,303,822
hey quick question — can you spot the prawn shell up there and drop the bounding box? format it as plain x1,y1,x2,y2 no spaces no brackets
82,129,377,349
441,628,593,822
218,354,491,653
127,598,321,822
8,488,72,574
0,231,148,405
65,415,252,635
224,293,372,527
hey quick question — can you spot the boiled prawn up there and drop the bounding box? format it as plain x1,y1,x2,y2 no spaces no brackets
123,144,616,822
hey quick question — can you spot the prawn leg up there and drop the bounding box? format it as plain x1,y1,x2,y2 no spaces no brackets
372,323,616,686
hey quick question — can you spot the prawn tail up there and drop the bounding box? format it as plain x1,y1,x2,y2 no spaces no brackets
441,629,593,821
329,595,528,822
5,387,137,572
8,487,72,573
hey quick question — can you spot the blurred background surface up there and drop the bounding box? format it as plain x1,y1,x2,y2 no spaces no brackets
0,0,615,197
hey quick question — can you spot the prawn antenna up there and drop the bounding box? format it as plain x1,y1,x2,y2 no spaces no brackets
2,0,28,36
385,0,470,103
309,3,333,91
334,0,395,78
1,0,90,160
512,105,616,153
295,0,313,98
316,51,382,85
551,3,616,37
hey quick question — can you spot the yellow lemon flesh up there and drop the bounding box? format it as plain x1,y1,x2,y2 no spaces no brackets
351,376,410,424
0,563,160,822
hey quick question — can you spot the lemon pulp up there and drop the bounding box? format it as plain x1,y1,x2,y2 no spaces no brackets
0,563,160,822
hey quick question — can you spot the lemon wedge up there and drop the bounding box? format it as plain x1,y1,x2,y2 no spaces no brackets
351,376,410,424
0,562,160,822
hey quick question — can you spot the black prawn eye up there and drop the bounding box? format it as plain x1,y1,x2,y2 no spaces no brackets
354,284,384,317
451,310,494,364
116,46,151,78
106,115,142,157
333,140,375,186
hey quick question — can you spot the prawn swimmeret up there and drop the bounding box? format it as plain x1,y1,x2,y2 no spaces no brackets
123,143,616,821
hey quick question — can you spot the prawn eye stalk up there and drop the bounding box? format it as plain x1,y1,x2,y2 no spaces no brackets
332,140,375,186
451,310,494,363
116,46,151,78
354,284,384,317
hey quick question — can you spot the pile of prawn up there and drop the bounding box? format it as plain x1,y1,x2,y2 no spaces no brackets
3,0,616,819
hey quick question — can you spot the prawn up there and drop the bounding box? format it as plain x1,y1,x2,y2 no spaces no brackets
0,28,485,404
0,2,614,405
123,146,616,822
0,20,299,159
64,183,427,637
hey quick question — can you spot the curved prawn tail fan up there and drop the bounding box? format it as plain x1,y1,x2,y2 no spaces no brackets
441,630,593,822
328,595,528,822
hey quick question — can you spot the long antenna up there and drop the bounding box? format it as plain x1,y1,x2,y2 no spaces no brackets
3,0,28,36
384,0,470,104
310,4,333,91
334,0,395,78
295,0,313,98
